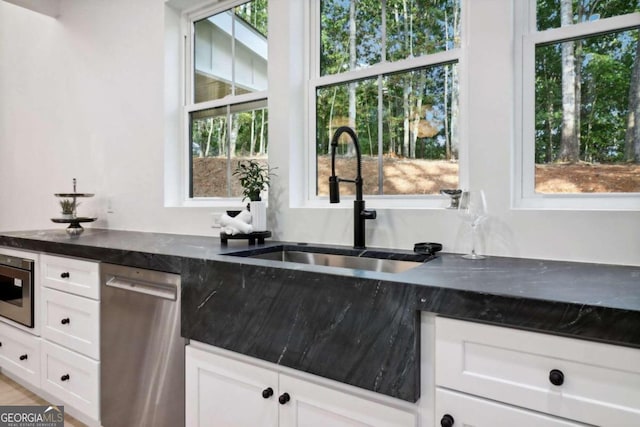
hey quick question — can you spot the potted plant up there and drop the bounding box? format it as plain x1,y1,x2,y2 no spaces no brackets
233,160,276,202
233,160,276,232
59,198,78,219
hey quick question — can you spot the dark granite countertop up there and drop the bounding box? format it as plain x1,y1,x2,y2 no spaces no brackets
2,228,637,313
1,228,639,402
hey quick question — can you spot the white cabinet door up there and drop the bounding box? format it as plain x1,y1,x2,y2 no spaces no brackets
0,321,40,388
279,374,416,427
185,345,279,427
435,388,584,427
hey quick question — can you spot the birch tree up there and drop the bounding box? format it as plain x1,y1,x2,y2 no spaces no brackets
558,0,580,162
625,38,640,162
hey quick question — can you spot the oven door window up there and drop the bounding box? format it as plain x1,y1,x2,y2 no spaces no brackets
0,274,26,307
0,264,33,327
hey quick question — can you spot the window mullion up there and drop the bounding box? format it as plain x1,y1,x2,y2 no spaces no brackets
231,10,236,97
186,91,269,113
531,12,640,45
226,105,232,198
377,75,384,195
312,49,461,88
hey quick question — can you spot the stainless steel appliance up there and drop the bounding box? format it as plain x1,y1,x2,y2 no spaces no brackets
0,253,35,327
100,264,184,427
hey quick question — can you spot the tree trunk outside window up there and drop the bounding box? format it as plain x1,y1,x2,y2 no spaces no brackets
625,37,640,163
558,0,580,163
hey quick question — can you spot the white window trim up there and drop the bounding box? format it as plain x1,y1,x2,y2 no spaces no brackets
304,0,468,210
514,1,640,211
174,0,269,208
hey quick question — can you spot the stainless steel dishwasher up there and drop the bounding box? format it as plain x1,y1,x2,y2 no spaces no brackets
100,263,184,427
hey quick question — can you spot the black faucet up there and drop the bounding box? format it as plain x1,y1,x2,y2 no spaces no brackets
329,126,377,249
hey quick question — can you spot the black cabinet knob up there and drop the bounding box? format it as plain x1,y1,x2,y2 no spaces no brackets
441,414,455,427
61,374,70,381
549,369,564,386
0,342,2,347
262,387,274,399
19,354,28,361
278,393,290,405
60,272,70,278
61,318,70,325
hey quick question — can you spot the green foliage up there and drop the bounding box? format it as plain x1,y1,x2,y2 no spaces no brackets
317,0,460,162
234,0,268,37
59,199,77,214
191,108,268,158
233,160,276,201
535,22,638,163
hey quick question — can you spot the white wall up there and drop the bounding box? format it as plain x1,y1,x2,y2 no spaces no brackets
0,0,214,234
1,0,638,266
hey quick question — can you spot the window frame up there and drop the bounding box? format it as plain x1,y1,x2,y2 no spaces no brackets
514,1,640,210
181,0,269,207
305,0,468,209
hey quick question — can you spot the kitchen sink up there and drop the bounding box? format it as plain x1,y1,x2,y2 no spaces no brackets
227,245,434,274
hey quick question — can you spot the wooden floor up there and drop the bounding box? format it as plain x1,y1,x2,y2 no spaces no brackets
0,373,87,426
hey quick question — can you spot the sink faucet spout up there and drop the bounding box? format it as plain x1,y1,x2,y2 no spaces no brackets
329,126,376,249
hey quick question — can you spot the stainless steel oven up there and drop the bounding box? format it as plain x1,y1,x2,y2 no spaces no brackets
0,253,34,328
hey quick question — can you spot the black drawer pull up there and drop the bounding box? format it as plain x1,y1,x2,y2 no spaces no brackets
61,374,70,381
60,272,70,278
19,354,28,361
549,369,564,386
262,387,273,399
441,414,455,427
61,318,70,325
278,393,290,405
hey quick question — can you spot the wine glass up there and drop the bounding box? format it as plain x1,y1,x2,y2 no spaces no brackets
458,190,488,260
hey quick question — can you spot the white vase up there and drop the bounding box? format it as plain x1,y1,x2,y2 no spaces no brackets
249,201,267,232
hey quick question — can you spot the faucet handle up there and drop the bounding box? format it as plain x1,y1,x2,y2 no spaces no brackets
362,209,376,220
329,176,340,203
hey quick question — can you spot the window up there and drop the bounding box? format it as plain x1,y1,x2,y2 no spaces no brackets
310,0,463,199
517,0,640,207
186,0,268,200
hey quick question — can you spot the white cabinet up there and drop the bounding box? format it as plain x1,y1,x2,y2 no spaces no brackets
40,254,100,300
41,287,99,359
434,317,640,426
40,340,100,420
186,345,278,427
186,344,417,427
0,321,40,388
39,254,101,423
279,373,416,427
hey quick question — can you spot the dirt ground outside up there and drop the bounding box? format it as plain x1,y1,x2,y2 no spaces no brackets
193,156,640,197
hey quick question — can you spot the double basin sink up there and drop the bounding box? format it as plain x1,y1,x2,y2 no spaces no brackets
227,244,436,274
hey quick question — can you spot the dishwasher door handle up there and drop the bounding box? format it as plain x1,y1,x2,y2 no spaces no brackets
105,276,177,300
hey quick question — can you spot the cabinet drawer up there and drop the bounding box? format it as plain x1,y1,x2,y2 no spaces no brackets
42,287,99,359
435,317,640,426
40,254,99,300
435,388,583,427
0,322,40,388
41,340,99,420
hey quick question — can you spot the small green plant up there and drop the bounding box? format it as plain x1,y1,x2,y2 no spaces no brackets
59,199,78,215
233,160,276,201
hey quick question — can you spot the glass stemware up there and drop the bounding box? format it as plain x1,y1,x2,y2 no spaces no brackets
458,190,488,260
